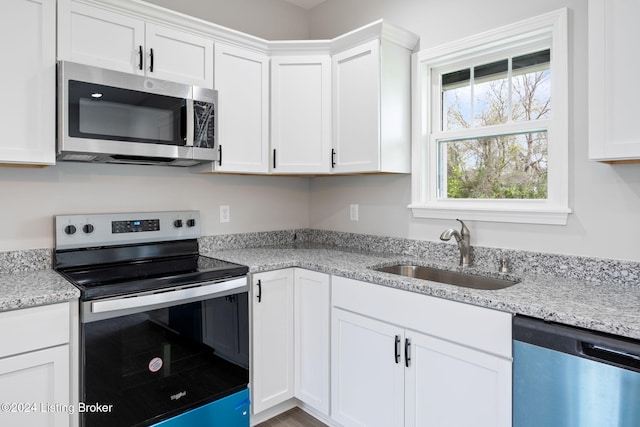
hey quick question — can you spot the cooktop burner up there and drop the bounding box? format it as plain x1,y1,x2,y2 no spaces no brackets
57,254,248,300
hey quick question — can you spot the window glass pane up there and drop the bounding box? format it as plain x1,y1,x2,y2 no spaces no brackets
473,59,509,127
437,131,548,199
512,49,551,121
442,69,471,130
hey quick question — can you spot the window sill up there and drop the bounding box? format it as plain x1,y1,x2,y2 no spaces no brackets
409,203,571,225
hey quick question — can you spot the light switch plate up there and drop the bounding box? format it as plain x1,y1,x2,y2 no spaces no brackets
350,204,359,221
220,205,230,223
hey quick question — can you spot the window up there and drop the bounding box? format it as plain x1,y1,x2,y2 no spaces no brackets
410,9,570,224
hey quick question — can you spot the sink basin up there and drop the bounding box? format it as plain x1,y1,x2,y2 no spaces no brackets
373,264,518,290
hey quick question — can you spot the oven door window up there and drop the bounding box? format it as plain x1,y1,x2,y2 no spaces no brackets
68,80,187,146
82,293,249,427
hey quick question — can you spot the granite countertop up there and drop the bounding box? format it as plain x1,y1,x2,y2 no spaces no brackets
201,244,640,341
1,234,638,342
0,269,80,312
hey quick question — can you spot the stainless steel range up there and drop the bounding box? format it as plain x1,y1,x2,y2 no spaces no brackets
54,211,250,427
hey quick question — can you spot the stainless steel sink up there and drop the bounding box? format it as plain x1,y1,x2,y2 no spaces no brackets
373,264,519,290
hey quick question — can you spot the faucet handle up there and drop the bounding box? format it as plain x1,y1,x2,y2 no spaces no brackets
456,219,470,237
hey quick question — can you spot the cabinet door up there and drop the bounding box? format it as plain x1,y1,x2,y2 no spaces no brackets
588,0,640,161
0,0,55,165
251,269,295,414
0,345,70,427
332,40,381,173
214,43,270,173
58,0,145,75
405,330,512,427
331,308,404,427
294,269,330,415
271,56,331,174
145,23,213,88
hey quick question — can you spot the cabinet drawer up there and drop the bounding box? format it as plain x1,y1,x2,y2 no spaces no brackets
0,303,70,358
332,276,512,358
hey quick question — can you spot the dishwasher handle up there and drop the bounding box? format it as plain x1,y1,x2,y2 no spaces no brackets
514,315,640,373
581,342,640,371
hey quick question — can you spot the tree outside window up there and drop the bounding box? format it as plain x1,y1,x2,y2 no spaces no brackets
438,50,550,200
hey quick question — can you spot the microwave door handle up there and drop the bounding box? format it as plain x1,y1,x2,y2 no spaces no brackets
185,99,194,146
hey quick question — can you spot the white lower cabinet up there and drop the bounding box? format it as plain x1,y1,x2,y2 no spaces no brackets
0,302,76,427
405,329,511,427
332,309,405,427
251,268,331,418
251,269,295,414
294,269,331,415
331,276,512,427
0,346,70,427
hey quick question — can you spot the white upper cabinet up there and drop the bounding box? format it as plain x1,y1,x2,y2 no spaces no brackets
588,0,640,162
144,23,213,87
331,23,417,174
58,0,213,87
270,55,332,174
210,43,270,174
0,0,55,166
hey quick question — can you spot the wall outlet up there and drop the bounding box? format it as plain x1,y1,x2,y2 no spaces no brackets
350,204,359,221
220,205,230,223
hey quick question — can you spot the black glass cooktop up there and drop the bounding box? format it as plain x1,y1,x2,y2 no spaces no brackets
55,240,248,300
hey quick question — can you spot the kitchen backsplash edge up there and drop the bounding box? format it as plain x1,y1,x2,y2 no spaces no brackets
2,230,638,286
199,229,640,287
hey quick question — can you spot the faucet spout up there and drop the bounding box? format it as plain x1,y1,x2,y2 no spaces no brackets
440,219,471,267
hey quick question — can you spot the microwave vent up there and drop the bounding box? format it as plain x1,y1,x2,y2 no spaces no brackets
60,153,99,162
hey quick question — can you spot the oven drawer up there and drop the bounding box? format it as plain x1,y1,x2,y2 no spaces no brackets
0,303,70,359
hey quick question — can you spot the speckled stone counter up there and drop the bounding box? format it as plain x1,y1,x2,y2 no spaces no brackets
0,269,80,312
200,244,640,341
1,229,639,340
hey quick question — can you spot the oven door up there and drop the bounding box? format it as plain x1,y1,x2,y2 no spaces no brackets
80,277,249,427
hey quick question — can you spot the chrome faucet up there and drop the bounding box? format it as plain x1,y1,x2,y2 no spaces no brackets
440,219,471,267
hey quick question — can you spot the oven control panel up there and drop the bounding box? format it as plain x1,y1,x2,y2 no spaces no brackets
55,211,201,250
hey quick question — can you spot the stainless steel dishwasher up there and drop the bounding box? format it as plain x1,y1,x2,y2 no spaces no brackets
513,315,640,427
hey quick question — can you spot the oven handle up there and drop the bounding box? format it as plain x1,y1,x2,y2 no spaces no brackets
90,277,247,314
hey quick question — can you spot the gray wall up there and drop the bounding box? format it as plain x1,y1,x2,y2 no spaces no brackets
0,164,309,251
145,0,310,39
306,0,640,262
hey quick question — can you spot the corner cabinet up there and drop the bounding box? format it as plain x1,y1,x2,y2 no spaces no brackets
251,268,331,419
0,0,56,166
270,54,332,174
588,0,640,162
57,0,214,87
331,276,512,427
0,302,77,427
331,24,417,174
294,269,331,415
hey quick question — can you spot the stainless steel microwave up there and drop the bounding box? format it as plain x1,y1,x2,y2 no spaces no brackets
57,61,217,167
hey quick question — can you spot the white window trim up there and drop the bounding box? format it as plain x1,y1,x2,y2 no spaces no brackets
410,9,571,225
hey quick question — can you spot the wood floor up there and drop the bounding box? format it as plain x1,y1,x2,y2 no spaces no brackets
255,407,328,427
